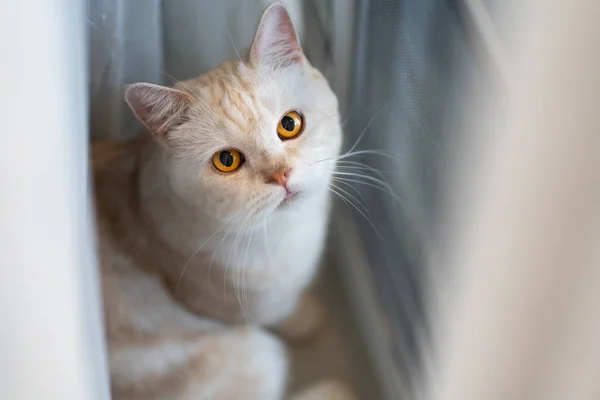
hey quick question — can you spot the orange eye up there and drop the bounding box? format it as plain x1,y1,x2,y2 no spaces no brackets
277,111,304,140
212,149,244,173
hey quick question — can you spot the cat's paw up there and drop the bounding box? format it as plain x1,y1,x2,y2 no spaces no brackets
274,292,326,343
290,380,357,400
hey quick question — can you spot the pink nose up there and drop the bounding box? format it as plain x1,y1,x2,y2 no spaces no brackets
268,168,291,187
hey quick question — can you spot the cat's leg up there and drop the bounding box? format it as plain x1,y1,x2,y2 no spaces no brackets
110,327,288,400
273,291,326,342
290,381,357,400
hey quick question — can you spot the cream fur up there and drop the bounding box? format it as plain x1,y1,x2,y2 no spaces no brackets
94,3,354,399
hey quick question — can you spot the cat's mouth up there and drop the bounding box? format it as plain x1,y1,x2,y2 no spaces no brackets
278,191,300,208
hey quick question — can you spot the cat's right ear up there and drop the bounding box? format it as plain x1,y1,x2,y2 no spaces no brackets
124,83,192,141
249,2,303,68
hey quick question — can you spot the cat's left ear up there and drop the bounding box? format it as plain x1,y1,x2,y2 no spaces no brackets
124,83,192,141
249,2,304,68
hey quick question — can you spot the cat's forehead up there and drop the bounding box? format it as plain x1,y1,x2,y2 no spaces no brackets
185,62,305,125
177,65,311,156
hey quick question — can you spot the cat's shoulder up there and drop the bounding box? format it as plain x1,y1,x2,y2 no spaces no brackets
91,135,153,197
91,135,148,170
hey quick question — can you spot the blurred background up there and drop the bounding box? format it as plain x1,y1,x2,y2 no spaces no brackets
2,0,599,399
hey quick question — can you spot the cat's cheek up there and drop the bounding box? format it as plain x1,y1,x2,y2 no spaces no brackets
285,167,303,188
287,169,320,196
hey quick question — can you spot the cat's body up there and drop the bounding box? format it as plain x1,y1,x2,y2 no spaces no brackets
95,4,353,399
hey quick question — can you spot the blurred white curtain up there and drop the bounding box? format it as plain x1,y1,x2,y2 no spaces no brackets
430,1,600,399
0,1,109,399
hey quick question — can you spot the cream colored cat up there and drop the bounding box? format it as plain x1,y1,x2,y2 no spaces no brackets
94,3,354,399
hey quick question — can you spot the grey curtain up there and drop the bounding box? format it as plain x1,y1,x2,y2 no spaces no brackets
346,0,480,391
88,0,163,140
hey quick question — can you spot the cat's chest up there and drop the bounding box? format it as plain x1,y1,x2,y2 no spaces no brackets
212,206,328,286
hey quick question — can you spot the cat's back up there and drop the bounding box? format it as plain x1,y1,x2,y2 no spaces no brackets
92,135,151,272
93,136,146,237
92,135,148,182
92,136,171,338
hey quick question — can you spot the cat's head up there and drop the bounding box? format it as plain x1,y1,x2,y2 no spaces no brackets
125,3,341,225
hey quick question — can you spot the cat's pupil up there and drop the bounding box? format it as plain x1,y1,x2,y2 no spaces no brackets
281,116,295,131
219,151,234,167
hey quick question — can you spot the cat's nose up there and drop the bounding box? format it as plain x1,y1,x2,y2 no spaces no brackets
267,168,291,188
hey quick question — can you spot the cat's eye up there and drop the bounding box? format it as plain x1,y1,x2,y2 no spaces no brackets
277,111,304,140
212,149,244,173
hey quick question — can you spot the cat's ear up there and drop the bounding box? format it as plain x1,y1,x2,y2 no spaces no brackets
249,2,303,68
124,83,192,140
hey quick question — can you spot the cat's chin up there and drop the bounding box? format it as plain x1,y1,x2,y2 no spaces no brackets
277,191,301,209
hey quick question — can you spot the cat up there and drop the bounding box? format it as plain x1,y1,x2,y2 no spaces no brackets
93,2,355,399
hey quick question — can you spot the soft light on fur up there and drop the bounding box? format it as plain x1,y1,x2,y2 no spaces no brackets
94,3,352,399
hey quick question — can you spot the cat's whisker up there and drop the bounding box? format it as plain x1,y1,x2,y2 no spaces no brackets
207,203,247,295
330,165,394,187
227,209,262,323
327,185,352,212
331,171,399,199
329,179,371,218
238,217,251,321
330,176,369,207
318,158,401,234
224,209,254,309
330,169,389,187
341,111,353,128
338,149,395,160
335,160,392,179
345,102,389,155
231,228,245,316
311,149,395,166
321,157,395,192
240,215,260,323
327,186,383,238
334,175,401,205
161,71,222,123
314,160,393,197
226,27,243,63
177,203,248,288
262,207,277,282
333,176,401,204
314,155,396,189
333,167,389,185
225,219,242,307
333,164,391,185
162,71,204,104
